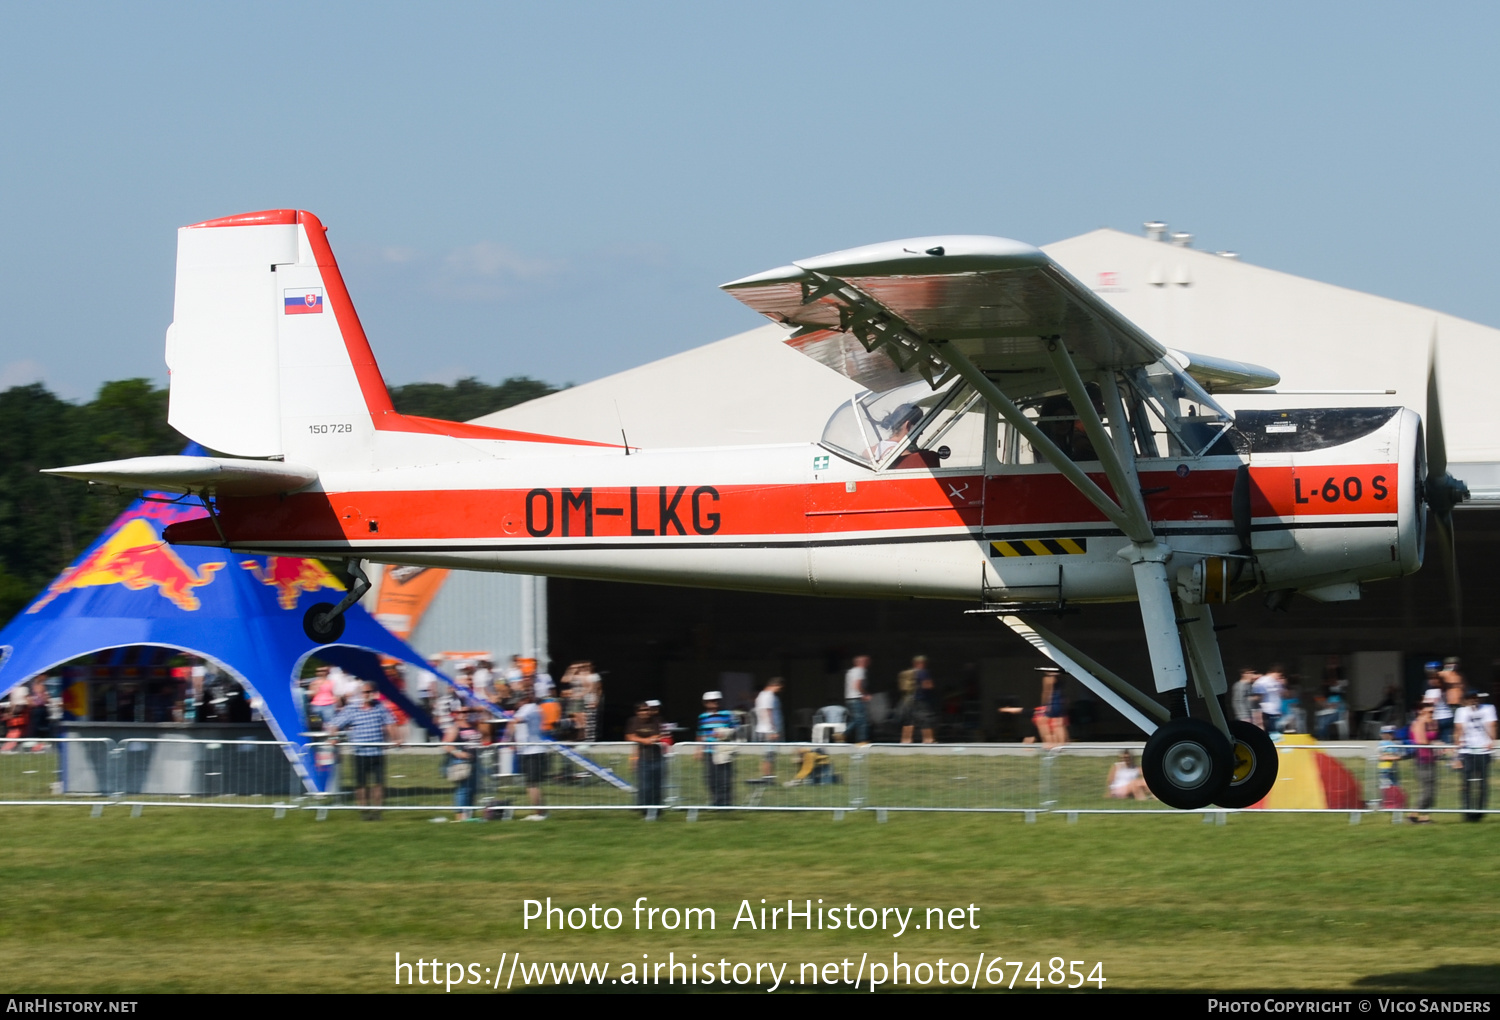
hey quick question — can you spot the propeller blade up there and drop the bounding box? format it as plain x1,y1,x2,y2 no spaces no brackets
1431,507,1462,642
1426,327,1447,482
1426,326,1465,645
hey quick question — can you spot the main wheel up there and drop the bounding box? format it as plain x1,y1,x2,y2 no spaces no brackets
1212,719,1279,809
1142,718,1234,809
303,602,346,643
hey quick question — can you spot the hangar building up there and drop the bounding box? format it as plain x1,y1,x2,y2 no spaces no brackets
423,224,1500,740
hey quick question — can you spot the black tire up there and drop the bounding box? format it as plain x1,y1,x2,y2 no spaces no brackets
1213,719,1279,809
1142,718,1235,810
303,602,346,643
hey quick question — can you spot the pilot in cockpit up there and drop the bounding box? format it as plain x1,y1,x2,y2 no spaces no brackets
1037,384,1105,462
870,403,925,461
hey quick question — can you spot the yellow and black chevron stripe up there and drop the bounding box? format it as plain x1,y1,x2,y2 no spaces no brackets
990,537,1088,557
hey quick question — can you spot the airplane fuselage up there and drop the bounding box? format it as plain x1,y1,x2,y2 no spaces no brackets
166,405,1421,606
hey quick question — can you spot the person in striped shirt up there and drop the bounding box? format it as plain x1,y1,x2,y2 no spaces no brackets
330,682,398,819
697,691,736,807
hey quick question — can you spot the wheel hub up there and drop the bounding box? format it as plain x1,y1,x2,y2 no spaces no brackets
1163,740,1212,790
1231,741,1255,784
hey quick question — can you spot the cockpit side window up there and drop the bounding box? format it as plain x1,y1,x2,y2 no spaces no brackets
820,377,967,470
995,365,1234,466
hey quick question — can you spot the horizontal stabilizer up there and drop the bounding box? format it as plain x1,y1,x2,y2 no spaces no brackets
43,456,317,497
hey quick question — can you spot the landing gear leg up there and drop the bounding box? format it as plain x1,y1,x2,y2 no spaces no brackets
1179,602,1280,808
1179,603,1232,737
302,559,370,644
1125,543,1233,805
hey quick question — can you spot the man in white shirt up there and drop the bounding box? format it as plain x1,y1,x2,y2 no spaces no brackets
471,660,495,703
845,656,870,743
1252,667,1285,735
1231,667,1257,725
753,678,784,776
1454,690,1497,821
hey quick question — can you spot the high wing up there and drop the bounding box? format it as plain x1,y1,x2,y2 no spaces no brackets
722,234,1278,395
725,234,1288,766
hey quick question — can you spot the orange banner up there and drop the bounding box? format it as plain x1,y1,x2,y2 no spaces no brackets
373,565,450,639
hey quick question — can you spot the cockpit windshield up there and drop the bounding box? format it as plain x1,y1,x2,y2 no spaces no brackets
1123,361,1234,458
820,377,961,469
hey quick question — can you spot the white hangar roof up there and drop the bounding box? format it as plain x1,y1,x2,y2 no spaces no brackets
1045,226,1500,497
474,323,860,449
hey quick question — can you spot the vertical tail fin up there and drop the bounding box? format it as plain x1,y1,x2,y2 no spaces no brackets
166,209,392,466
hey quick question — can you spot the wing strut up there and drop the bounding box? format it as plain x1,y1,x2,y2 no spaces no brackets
934,340,1190,697
723,239,1254,729
933,342,1138,536
1098,370,1145,513
999,615,1164,734
1044,340,1152,543
732,258,1201,703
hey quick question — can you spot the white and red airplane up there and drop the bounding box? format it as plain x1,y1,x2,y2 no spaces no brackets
47,209,1470,809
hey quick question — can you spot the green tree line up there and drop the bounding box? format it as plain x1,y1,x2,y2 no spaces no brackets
0,375,555,621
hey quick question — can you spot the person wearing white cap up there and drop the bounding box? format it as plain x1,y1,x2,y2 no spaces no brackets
1455,689,1497,822
697,691,736,807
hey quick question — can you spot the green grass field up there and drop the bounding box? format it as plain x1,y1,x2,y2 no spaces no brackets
2,805,1497,993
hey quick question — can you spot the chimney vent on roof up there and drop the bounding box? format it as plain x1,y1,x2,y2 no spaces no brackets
1169,231,1194,248
1214,251,1240,260
1144,221,1167,242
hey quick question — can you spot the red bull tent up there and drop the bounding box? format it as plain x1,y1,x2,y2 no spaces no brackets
0,452,439,793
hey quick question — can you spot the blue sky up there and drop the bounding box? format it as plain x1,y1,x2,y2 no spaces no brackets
2,2,1496,398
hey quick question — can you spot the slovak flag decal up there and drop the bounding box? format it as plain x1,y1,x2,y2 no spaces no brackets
283,287,324,314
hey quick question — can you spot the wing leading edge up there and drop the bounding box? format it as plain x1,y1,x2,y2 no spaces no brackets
723,235,1277,395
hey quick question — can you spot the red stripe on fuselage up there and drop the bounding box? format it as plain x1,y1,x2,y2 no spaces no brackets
163,463,1399,549
384,413,620,448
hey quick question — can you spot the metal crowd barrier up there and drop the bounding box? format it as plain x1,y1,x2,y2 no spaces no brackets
1374,742,1498,820
2,736,1495,821
669,742,865,818
0,737,114,809
862,743,1046,819
305,741,655,816
116,738,305,810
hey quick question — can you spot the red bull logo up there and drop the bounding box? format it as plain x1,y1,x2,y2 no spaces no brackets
29,518,225,613
239,556,345,610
